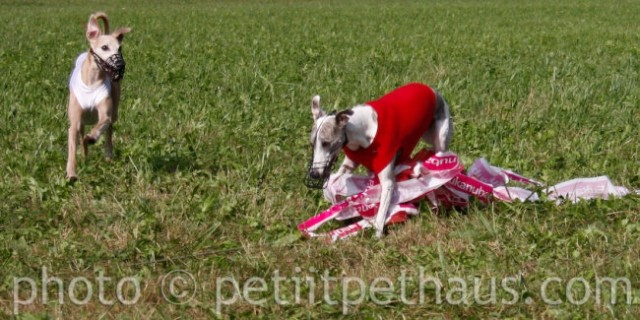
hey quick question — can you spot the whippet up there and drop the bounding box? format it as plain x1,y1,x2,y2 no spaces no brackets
65,12,131,181
306,83,453,238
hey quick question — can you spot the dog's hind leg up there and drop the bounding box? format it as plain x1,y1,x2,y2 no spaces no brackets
104,125,114,160
104,84,120,160
423,93,453,153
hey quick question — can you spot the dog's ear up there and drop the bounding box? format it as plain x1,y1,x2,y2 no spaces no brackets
335,109,353,128
86,15,102,41
112,27,131,43
311,95,325,120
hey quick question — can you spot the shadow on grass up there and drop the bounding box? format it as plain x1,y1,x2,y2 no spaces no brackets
144,147,221,175
147,152,199,173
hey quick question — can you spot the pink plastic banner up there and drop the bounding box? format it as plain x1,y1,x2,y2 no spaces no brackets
300,151,634,242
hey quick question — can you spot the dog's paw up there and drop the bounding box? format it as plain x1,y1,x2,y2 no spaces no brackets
373,222,386,239
83,135,97,145
67,175,78,183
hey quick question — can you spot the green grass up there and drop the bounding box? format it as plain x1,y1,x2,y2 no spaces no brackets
1,0,639,318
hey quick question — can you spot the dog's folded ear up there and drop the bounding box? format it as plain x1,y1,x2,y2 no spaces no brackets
112,27,132,43
336,109,354,128
311,95,325,120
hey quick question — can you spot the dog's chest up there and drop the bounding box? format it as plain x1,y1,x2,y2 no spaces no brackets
69,52,112,111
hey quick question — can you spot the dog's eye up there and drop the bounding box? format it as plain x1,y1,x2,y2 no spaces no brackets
101,45,109,51
321,141,330,148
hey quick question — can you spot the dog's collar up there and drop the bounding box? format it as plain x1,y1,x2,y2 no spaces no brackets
342,131,349,148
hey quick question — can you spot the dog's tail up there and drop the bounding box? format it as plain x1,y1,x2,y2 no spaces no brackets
91,12,110,34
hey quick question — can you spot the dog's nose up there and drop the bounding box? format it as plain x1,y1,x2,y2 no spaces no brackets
114,58,125,69
309,169,321,179
112,53,125,67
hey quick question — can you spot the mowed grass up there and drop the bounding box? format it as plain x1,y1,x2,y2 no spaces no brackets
1,0,639,318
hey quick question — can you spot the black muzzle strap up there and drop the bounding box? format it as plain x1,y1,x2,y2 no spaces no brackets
90,49,126,82
304,129,348,190
305,156,337,189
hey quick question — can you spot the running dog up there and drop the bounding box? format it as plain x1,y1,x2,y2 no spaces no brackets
306,83,453,238
66,12,131,181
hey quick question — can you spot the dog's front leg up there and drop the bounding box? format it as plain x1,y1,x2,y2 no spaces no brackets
374,161,396,238
66,97,82,181
332,156,359,182
66,123,81,181
85,99,113,146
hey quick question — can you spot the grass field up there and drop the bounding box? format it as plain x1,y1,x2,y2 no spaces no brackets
1,0,639,318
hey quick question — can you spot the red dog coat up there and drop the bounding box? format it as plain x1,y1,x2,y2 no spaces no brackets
343,83,437,174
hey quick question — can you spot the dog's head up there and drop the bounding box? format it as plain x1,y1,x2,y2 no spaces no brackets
86,12,131,81
305,95,352,189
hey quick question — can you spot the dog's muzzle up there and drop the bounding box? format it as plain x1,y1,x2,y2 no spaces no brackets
91,50,126,82
305,155,338,189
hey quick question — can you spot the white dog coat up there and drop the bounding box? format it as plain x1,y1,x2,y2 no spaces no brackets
69,52,111,110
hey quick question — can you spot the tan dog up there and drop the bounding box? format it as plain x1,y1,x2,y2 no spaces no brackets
66,12,131,181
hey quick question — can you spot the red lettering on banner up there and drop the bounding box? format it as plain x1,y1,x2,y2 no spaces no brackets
423,154,460,171
447,175,493,203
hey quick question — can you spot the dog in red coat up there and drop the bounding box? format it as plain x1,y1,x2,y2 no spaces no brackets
307,83,453,238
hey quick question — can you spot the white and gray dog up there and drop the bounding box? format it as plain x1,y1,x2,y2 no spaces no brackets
306,83,453,238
